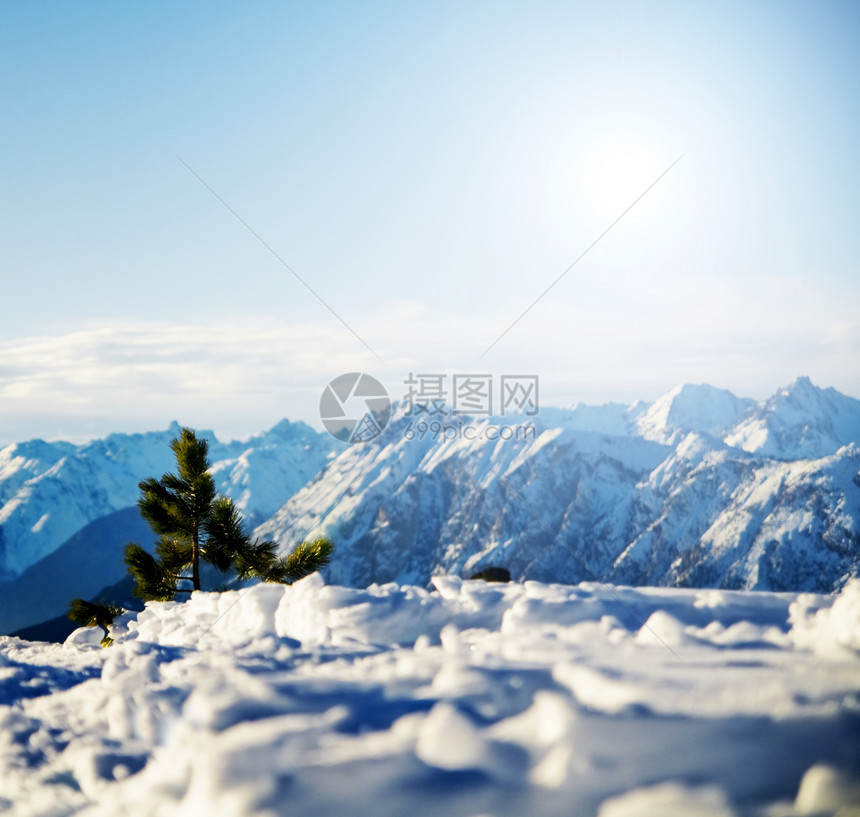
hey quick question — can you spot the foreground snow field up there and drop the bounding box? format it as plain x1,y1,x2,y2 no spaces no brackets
2,577,859,817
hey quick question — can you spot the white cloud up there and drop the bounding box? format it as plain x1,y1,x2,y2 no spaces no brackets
1,288,857,447
0,320,360,444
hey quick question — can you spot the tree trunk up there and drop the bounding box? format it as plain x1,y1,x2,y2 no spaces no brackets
192,519,201,591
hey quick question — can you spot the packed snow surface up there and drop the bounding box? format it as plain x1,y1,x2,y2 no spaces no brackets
2,576,859,816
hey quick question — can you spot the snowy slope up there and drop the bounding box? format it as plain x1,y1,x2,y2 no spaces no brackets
636,383,755,444
0,421,333,585
724,376,860,459
1,576,859,816
0,439,76,506
554,400,646,436
208,419,335,529
613,439,860,591
0,426,184,583
258,407,671,588
0,507,154,637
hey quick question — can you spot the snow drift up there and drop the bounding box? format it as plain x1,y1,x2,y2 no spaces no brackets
2,576,859,816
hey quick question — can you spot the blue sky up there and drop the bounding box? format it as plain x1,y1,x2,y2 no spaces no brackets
1,1,858,443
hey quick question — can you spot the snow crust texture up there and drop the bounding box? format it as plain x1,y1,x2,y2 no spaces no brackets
1,576,859,816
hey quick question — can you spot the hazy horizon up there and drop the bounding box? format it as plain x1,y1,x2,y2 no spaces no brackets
0,372,852,448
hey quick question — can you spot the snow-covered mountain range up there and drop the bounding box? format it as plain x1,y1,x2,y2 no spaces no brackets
260,377,859,594
1,377,858,636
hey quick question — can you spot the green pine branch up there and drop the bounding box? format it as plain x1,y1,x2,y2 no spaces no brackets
265,537,335,584
154,535,193,574
68,598,123,647
125,542,177,601
202,496,250,573
232,538,280,581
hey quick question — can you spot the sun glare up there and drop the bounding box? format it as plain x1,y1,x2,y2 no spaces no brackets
581,133,669,216
569,95,692,234
528,94,699,258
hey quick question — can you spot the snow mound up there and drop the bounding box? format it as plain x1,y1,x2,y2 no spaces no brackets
598,782,736,817
794,764,860,814
789,579,860,655
109,574,520,650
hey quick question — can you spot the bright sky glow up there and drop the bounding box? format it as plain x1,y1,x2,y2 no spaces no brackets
1,1,858,443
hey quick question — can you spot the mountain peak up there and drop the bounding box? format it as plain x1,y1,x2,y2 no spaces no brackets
636,383,754,444
262,418,310,439
779,375,822,403
723,377,860,460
